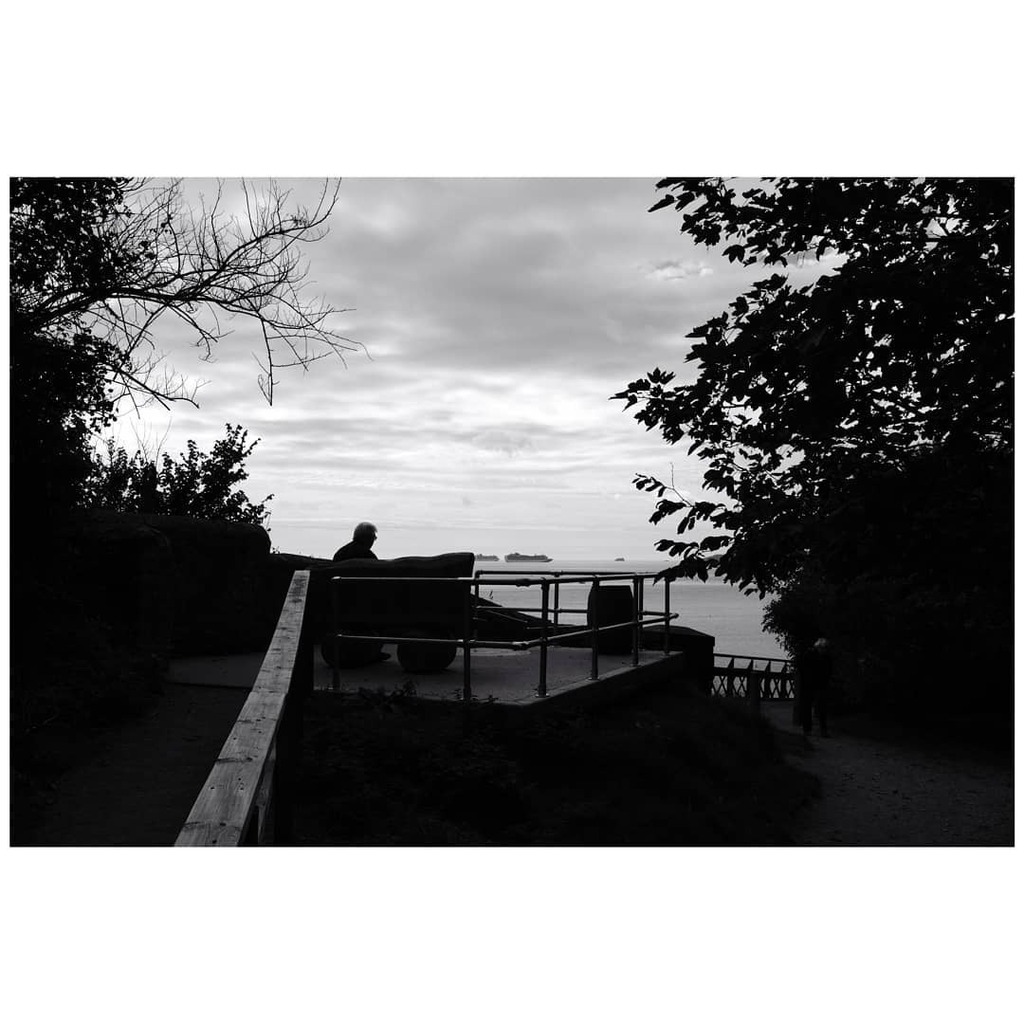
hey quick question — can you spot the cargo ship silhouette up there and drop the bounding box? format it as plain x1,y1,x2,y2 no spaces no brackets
504,552,552,562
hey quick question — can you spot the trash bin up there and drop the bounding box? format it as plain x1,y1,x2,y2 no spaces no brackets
586,584,634,655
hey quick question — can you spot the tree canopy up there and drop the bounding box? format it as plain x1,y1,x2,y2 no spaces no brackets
616,177,1013,596
616,177,1013,718
91,424,273,526
10,177,350,523
11,176,357,408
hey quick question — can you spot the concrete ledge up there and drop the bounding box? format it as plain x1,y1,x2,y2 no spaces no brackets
312,644,689,713
507,651,688,714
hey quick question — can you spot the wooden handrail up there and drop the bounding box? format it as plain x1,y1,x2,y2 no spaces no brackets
175,570,312,847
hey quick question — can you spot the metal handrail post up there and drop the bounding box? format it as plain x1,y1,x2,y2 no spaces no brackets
638,573,645,652
462,582,473,702
538,581,550,698
553,579,560,631
631,575,640,667
590,578,600,680
329,579,341,692
663,577,671,655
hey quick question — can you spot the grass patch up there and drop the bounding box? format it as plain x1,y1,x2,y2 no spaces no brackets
293,681,818,845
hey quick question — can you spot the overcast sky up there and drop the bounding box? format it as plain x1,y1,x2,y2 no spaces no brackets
118,177,822,559
8,4,1016,1005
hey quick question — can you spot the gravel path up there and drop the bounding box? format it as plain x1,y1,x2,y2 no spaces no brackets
761,703,1013,845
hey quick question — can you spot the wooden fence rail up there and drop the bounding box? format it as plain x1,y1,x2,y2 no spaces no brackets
175,570,312,847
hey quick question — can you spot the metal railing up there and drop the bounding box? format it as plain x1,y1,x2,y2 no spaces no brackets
327,571,678,700
711,653,794,703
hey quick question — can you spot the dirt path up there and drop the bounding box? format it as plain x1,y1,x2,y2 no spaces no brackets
14,682,247,846
761,703,1013,845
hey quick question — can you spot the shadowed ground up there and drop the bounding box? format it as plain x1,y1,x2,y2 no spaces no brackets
761,703,1013,845
11,654,1013,846
12,680,248,846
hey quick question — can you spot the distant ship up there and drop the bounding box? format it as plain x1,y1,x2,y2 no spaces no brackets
614,557,625,561
474,554,500,561
505,552,552,562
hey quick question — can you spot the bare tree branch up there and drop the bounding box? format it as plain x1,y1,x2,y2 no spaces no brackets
18,177,361,407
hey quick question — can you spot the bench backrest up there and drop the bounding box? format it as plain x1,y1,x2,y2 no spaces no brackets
321,551,475,638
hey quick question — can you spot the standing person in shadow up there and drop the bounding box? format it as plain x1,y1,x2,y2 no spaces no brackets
796,637,833,740
333,521,378,562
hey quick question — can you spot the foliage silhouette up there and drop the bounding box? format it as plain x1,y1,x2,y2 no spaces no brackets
9,177,339,769
616,178,1013,718
10,177,348,527
617,177,1012,594
91,424,273,525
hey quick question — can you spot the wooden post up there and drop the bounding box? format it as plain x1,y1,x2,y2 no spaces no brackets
243,809,260,846
296,613,314,699
590,579,600,680
273,698,295,844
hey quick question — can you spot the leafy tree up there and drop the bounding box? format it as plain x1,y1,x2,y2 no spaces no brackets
616,178,1012,717
9,319,122,517
10,177,351,523
91,424,273,526
10,180,133,520
9,178,342,770
616,177,1012,593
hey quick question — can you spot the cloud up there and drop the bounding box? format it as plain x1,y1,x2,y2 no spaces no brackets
646,259,715,281
466,428,536,457
120,177,761,556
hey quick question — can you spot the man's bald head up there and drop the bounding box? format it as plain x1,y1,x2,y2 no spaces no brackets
353,522,377,546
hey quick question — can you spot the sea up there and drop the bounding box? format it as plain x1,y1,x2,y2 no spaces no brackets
472,558,787,660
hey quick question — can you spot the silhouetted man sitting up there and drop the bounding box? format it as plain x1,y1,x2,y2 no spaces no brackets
333,521,378,562
327,522,388,666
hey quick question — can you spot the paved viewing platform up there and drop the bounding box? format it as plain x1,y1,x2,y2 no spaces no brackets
168,644,690,709
316,645,687,706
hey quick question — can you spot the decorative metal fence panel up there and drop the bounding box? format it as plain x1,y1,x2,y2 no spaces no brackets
711,655,794,700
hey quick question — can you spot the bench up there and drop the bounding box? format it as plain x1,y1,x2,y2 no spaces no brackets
315,551,475,675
